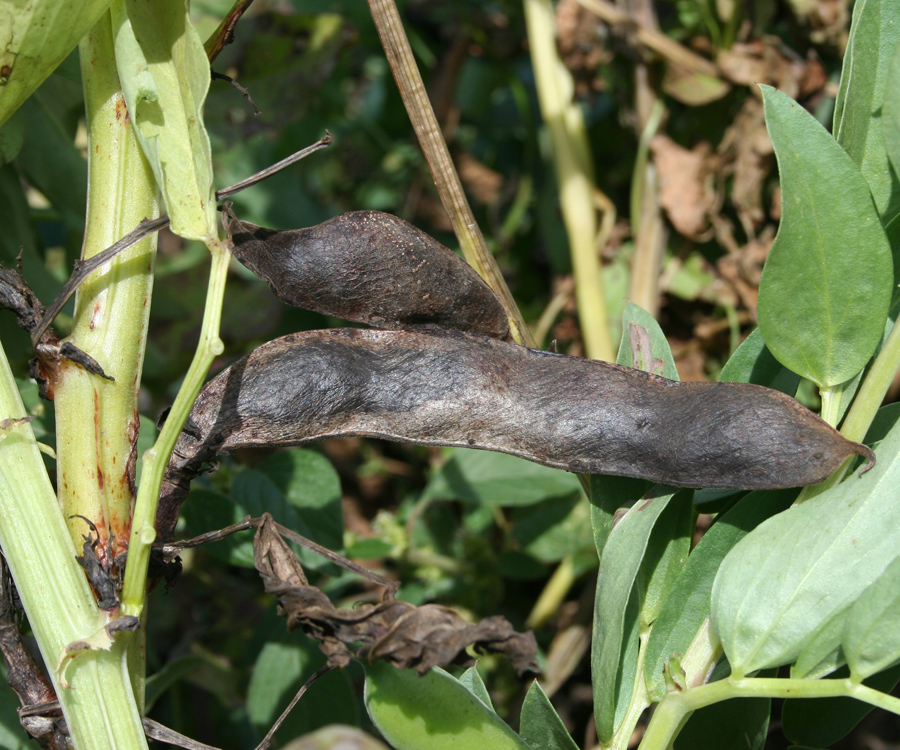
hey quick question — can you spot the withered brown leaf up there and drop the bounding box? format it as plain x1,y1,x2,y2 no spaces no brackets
253,515,537,676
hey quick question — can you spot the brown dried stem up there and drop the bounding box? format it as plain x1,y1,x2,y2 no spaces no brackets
365,0,534,347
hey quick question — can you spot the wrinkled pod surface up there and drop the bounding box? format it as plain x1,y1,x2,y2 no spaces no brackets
228,211,510,339
156,328,873,539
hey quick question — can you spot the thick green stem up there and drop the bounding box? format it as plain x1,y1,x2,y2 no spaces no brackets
54,14,158,557
524,0,614,361
0,340,147,750
121,239,230,619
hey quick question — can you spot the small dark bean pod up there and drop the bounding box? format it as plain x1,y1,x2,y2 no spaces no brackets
156,328,873,539
228,212,510,339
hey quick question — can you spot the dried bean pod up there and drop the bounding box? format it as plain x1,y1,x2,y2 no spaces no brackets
156,329,873,538
228,212,510,339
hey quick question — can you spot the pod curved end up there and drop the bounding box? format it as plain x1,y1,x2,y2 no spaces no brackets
856,442,876,477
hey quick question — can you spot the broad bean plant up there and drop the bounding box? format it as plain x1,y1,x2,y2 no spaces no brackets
0,1,899,750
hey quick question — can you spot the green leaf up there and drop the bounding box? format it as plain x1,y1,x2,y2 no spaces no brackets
519,681,579,750
258,449,344,570
247,640,315,727
639,490,692,627
0,115,23,165
424,449,581,507
144,654,211,712
458,667,493,710
616,302,679,379
673,694,771,750
843,554,900,679
112,0,216,241
835,0,900,285
346,537,394,559
711,418,900,676
511,495,593,563
718,328,800,395
16,84,87,229
592,486,675,743
589,475,650,558
0,0,112,128
364,663,530,750
0,680,27,750
247,621,356,737
884,43,900,198
756,85,893,388
644,490,794,700
782,663,900,747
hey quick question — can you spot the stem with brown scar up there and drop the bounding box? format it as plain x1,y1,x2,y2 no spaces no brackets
52,15,159,562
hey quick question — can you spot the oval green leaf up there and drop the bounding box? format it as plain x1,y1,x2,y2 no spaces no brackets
519,681,580,750
112,0,216,241
757,85,892,388
711,418,900,676
592,486,676,742
843,554,900,679
364,663,529,750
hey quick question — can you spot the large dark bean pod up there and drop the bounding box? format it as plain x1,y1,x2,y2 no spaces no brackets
228,212,509,339
156,329,872,538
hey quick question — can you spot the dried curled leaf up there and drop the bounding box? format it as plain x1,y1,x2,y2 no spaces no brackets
157,328,872,539
228,212,510,339
0,266,44,335
254,515,537,675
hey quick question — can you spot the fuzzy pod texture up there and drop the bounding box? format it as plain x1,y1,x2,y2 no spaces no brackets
156,328,873,539
228,211,510,339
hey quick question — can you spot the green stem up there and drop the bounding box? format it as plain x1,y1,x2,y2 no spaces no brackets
797,318,900,502
841,317,900,444
120,239,230,618
524,0,613,361
639,675,900,750
629,99,666,240
0,340,147,750
526,555,576,628
603,628,651,750
54,13,158,558
819,384,843,429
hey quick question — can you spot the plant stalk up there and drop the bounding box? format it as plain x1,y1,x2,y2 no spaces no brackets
0,339,147,750
524,0,614,361
366,0,534,347
797,317,900,502
54,13,158,559
120,238,231,619
639,675,900,750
